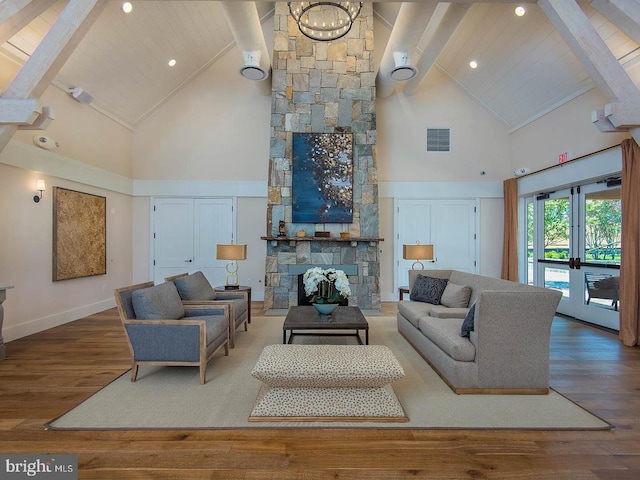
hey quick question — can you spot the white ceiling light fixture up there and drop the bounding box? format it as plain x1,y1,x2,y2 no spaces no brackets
288,2,362,41
239,51,268,81
168,59,176,67
390,52,418,81
68,86,93,104
515,6,526,17
469,60,478,69
122,2,132,14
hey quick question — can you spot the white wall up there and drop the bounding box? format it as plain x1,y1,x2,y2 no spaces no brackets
510,87,629,174
129,38,272,295
377,66,512,183
0,157,133,342
131,37,271,181
11,84,132,177
0,61,134,341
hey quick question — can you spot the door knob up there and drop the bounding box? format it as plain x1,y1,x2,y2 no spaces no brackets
185,259,193,262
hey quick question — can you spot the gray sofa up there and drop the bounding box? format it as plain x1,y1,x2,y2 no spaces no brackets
397,270,562,394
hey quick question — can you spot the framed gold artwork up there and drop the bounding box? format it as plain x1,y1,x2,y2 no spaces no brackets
53,187,106,281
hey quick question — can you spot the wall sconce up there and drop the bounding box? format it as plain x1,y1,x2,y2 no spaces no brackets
33,179,45,203
216,243,247,289
403,241,434,270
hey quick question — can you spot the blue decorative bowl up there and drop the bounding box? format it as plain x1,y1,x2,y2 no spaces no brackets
312,303,339,315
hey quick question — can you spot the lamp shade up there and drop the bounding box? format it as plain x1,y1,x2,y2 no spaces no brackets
403,243,434,261
216,244,247,261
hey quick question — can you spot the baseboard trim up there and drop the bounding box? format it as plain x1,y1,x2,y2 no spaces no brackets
3,298,116,343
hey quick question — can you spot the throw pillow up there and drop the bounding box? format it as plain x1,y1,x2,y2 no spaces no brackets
173,271,216,300
410,275,448,305
132,281,185,320
440,282,472,308
460,304,476,338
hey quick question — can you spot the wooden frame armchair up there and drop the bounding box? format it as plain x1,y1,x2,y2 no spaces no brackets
585,273,619,311
165,272,249,348
114,281,230,384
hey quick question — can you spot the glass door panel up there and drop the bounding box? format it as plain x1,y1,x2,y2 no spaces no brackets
531,181,620,330
526,200,534,285
536,191,572,303
573,183,620,329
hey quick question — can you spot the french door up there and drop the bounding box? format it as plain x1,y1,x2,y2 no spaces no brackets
528,180,620,330
152,198,235,286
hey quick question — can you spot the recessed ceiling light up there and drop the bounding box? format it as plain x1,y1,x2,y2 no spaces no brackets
469,60,478,69
515,6,526,17
168,59,177,67
122,2,133,14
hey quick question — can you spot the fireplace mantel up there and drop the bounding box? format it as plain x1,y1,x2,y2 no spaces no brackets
261,236,383,245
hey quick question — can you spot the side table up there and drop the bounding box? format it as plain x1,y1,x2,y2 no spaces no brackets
214,285,252,324
398,286,410,301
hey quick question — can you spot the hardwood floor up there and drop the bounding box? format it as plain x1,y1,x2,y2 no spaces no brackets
1,302,639,479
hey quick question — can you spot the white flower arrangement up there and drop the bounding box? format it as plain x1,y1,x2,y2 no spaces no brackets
303,267,351,304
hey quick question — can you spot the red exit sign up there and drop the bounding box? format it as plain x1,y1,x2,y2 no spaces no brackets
558,152,568,164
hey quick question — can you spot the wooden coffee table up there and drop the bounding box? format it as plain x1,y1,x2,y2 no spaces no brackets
282,306,369,345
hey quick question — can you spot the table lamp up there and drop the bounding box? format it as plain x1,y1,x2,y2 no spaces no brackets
216,243,247,289
403,242,434,270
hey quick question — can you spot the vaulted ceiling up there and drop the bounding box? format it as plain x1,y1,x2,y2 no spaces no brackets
1,1,639,134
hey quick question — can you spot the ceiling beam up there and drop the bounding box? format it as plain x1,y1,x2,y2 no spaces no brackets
538,0,640,102
607,0,640,23
538,0,640,144
591,109,627,132
604,102,640,129
0,98,42,125
376,2,438,99
403,3,470,96
0,0,57,45
0,0,109,155
18,105,55,131
590,0,640,45
220,1,272,96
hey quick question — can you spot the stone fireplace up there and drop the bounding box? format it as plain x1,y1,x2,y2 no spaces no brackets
263,3,380,311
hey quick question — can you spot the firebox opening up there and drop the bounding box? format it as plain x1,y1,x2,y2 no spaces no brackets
297,275,348,306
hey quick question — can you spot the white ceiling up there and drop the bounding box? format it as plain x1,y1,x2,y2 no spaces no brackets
2,1,639,132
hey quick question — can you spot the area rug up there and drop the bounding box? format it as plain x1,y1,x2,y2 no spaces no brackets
46,316,611,430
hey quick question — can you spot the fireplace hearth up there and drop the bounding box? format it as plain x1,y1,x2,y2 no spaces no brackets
262,238,380,311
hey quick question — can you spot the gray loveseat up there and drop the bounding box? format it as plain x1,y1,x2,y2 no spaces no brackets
397,270,562,394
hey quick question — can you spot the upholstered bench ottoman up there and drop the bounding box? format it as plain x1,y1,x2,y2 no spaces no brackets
249,344,407,422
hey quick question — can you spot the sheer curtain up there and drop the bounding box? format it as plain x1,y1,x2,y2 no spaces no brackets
501,178,519,282
620,138,640,347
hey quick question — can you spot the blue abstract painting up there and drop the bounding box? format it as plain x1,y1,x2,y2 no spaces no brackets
292,133,353,223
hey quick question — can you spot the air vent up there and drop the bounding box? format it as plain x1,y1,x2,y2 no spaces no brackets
426,128,451,152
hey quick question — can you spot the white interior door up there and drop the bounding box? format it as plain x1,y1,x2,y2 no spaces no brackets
395,199,477,292
395,200,434,289
153,198,234,286
434,200,476,272
153,198,195,284
194,198,234,287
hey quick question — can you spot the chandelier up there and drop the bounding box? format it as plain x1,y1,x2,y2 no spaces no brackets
288,2,362,41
